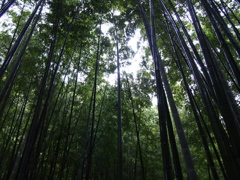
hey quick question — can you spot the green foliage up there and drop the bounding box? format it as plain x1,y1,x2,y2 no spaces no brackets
0,0,239,179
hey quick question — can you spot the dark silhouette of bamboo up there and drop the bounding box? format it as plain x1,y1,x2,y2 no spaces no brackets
0,0,44,79
206,0,240,56
0,78,17,127
186,0,240,178
41,9,80,179
212,0,240,41
85,22,102,180
8,94,34,179
157,0,239,178
0,0,16,17
218,0,240,24
174,33,236,179
165,0,212,89
77,84,95,180
5,84,31,179
1,0,6,9
151,18,184,180
0,95,20,174
188,0,240,168
6,3,26,56
171,38,219,180
202,0,240,88
0,3,43,106
15,1,61,178
92,86,107,150
0,2,44,174
115,23,123,180
138,0,174,179
31,44,79,177
150,0,198,179
43,77,72,178
125,74,145,180
1,0,239,179
205,37,240,92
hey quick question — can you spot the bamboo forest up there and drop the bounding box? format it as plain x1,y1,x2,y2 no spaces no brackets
0,0,240,179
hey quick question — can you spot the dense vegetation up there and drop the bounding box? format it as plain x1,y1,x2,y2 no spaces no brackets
0,0,240,179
